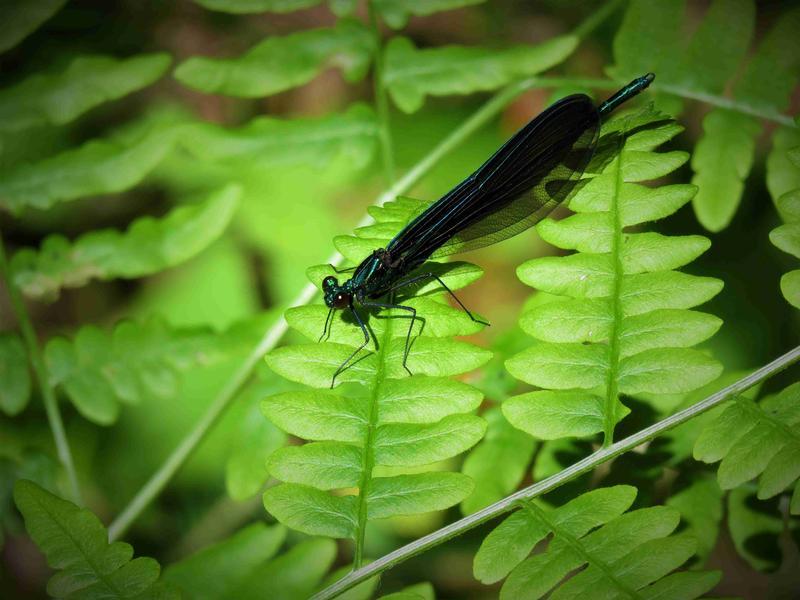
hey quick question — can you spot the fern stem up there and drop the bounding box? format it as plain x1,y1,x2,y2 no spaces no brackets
603,131,626,447
368,0,396,185
516,76,797,128
572,0,626,39
0,232,81,504
311,345,800,600
107,80,531,542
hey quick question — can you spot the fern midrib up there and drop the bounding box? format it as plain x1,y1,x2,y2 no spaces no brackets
522,501,643,599
353,304,395,569
603,134,627,447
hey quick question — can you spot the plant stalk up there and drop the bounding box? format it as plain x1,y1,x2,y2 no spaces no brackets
368,0,396,185
311,345,800,600
0,232,81,504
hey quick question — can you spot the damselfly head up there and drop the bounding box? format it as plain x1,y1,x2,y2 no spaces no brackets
322,276,351,309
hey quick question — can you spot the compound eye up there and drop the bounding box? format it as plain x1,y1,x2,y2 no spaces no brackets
322,275,337,290
332,292,350,309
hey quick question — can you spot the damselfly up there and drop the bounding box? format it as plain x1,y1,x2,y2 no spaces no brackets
321,73,655,387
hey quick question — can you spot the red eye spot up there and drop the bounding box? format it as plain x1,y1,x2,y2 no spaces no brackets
333,292,351,309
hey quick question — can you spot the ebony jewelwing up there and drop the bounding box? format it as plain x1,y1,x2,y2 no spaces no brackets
321,73,655,387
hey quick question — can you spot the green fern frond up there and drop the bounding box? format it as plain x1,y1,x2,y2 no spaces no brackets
0,333,30,416
10,185,240,301
191,0,350,14
0,0,67,54
14,479,178,599
178,104,378,170
665,474,723,564
263,196,490,561
384,35,577,113
611,0,800,232
44,313,274,425
504,108,723,446
767,117,800,308
174,18,374,98
694,381,800,514
166,523,364,599
0,122,177,215
374,0,485,29
473,485,720,599
0,53,171,133
223,364,289,502
726,484,800,572
459,407,535,515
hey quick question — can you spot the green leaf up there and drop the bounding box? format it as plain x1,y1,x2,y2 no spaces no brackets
666,475,723,563
726,485,796,571
618,348,722,395
0,124,177,215
768,118,800,308
691,109,760,231
378,583,435,600
164,523,286,599
13,480,177,599
767,126,800,209
225,371,289,500
263,193,489,547
384,35,577,113
367,472,474,519
0,0,67,54
503,391,606,440
235,537,338,599
689,6,800,231
174,19,374,97
46,313,273,425
675,0,755,95
0,53,171,132
781,270,800,309
262,483,358,538
475,483,716,600
10,185,240,301
732,6,800,113
694,383,800,503
374,414,486,466
192,0,321,13
0,333,30,416
178,104,377,169
460,408,535,514
507,108,723,443
610,0,686,81
374,0,485,29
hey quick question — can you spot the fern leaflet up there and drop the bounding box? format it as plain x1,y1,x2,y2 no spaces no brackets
45,313,274,425
383,35,577,113
264,196,490,564
610,0,800,231
0,332,30,416
0,53,171,133
14,480,177,599
767,117,800,308
0,0,67,54
504,108,723,446
474,485,720,599
694,380,800,514
10,184,240,301
174,19,374,98
374,0,485,29
0,122,178,215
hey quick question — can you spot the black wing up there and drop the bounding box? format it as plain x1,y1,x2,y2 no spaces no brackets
386,94,600,268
